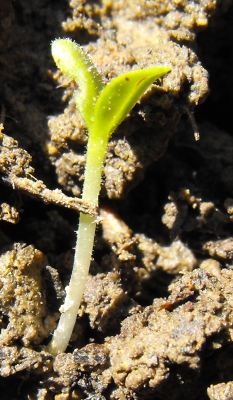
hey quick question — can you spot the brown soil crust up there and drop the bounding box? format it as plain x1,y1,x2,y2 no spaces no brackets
1,1,233,399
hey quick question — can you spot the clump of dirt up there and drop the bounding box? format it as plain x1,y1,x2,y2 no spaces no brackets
107,268,233,400
0,244,57,347
1,1,233,400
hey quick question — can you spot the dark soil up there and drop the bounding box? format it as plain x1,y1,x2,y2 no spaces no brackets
1,1,233,399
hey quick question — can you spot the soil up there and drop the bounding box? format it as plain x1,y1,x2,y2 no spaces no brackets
1,0,233,399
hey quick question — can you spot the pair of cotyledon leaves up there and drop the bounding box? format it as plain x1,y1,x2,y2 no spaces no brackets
51,39,171,142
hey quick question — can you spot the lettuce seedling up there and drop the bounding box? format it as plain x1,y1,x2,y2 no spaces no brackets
47,38,171,355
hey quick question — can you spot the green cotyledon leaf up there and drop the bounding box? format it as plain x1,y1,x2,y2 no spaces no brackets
51,39,104,131
92,66,171,141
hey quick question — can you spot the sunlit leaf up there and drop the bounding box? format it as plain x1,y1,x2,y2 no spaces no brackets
51,39,104,131
92,66,171,141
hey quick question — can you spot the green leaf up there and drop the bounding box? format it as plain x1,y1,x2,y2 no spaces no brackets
92,66,171,141
51,39,104,131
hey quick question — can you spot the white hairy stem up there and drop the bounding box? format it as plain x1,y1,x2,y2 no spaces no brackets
47,136,107,355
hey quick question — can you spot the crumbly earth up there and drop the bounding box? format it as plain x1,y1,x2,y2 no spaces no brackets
1,1,233,400
0,244,57,347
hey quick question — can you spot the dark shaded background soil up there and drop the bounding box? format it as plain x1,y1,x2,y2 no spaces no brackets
1,1,233,399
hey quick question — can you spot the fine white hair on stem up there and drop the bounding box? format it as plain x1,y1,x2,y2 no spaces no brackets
47,213,96,355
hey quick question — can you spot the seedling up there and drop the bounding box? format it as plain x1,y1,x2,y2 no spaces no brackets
47,38,171,355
